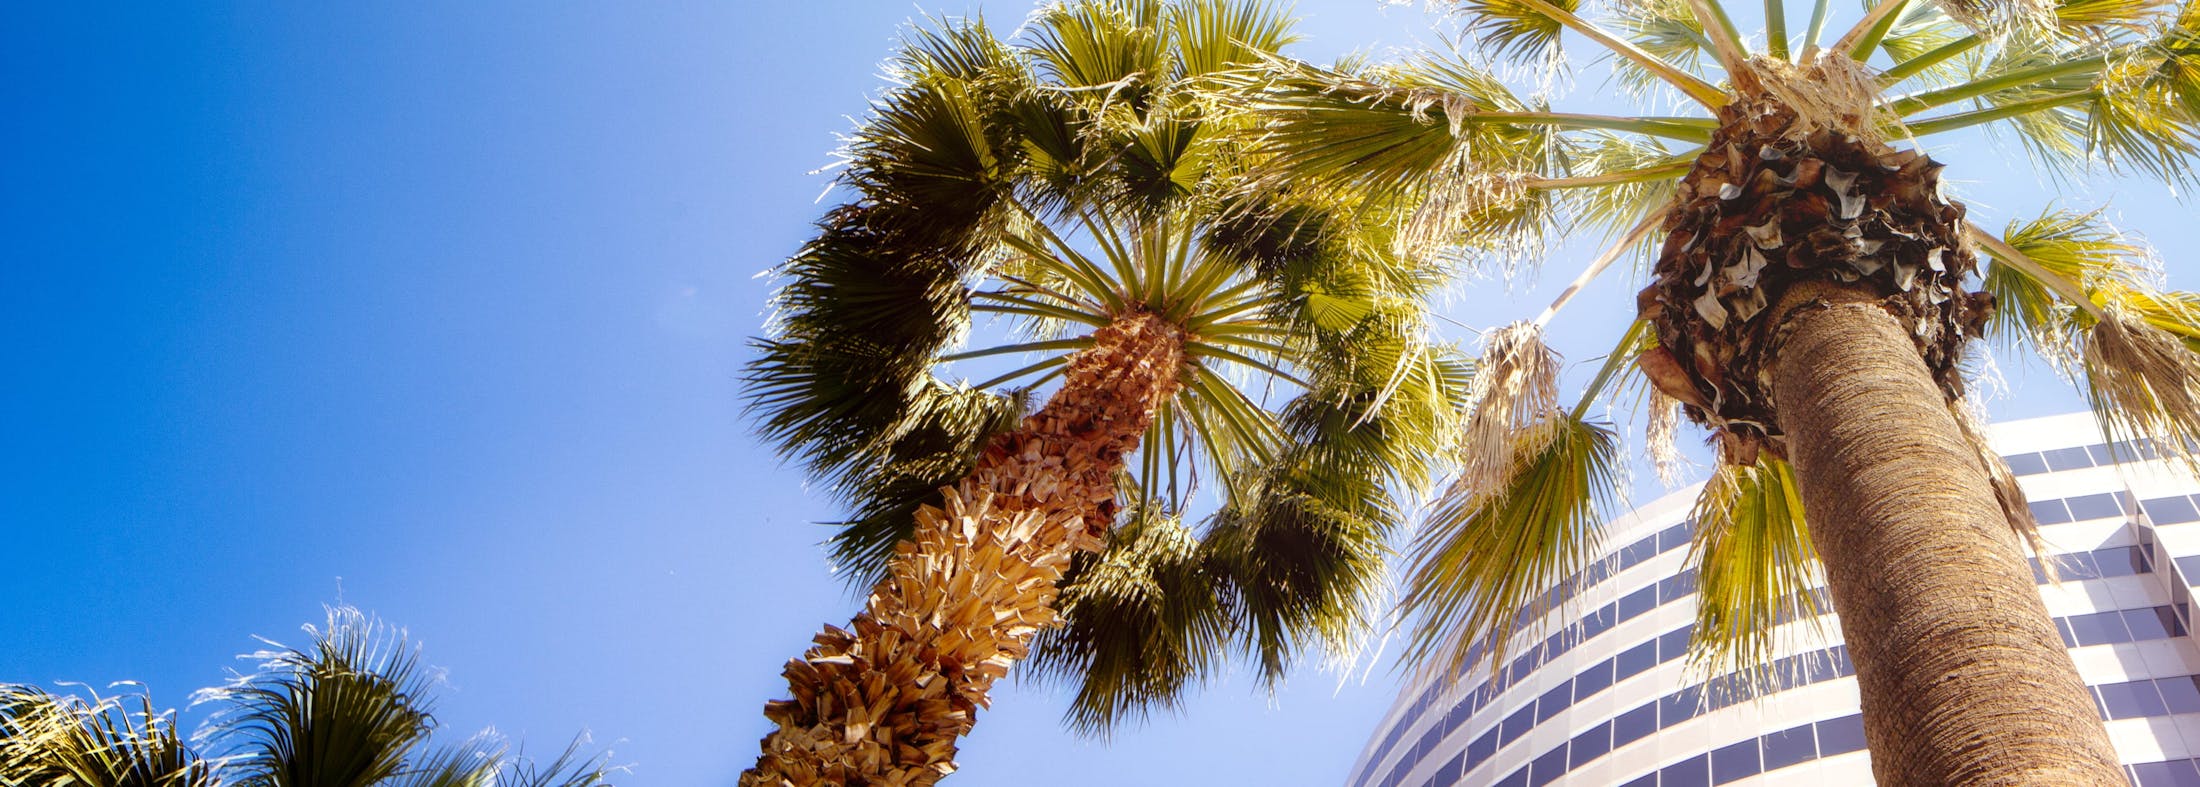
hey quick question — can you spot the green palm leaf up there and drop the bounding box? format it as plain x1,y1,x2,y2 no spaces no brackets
1684,454,1826,693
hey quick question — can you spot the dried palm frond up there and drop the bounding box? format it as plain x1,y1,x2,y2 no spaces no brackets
1684,452,1827,699
1455,322,1563,496
1402,411,1620,679
2083,309,2200,470
1647,390,1687,486
1973,215,2200,471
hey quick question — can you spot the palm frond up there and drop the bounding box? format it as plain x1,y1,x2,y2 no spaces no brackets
1456,0,1577,63
1974,214,2200,471
0,685,212,787
1684,453,1826,696
1030,514,1230,736
383,735,503,787
1455,323,1563,496
824,383,1027,584
1402,412,1621,679
499,738,618,787
197,606,436,787
1167,0,1299,80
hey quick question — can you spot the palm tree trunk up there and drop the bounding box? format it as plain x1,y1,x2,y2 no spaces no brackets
743,312,1185,787
1771,287,2123,785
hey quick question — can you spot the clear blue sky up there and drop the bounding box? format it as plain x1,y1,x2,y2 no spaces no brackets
3,3,2189,786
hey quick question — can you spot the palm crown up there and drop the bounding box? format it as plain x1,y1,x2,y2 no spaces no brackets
0,606,611,787
1237,0,2200,779
742,0,1465,760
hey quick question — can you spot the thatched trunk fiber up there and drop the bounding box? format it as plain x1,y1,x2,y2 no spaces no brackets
1773,290,2123,785
743,312,1186,787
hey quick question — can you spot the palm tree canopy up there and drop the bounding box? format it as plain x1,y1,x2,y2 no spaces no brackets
745,0,1469,731
0,606,612,787
1232,0,2200,683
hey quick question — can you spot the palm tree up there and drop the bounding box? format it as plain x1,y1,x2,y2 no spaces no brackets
0,606,613,787
740,1,1462,783
1233,0,2200,782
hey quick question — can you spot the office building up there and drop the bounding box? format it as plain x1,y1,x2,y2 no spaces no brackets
1345,413,2200,786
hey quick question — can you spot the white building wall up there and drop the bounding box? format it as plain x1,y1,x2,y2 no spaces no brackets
1343,413,2200,787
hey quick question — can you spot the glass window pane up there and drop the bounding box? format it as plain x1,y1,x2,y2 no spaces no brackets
1501,704,1537,745
1662,753,1711,787
1710,739,1762,785
2031,498,2074,526
1571,720,1613,768
1437,751,1467,785
1582,604,1618,640
2146,496,2200,524
1621,536,1658,569
1416,723,1446,766
2094,547,2145,578
2044,445,2096,471
1617,640,1658,681
1467,729,1499,771
1760,723,1818,771
1659,626,1694,663
2088,443,2121,465
1660,685,1705,728
1529,744,1569,787
2127,607,2178,641
1620,584,1658,621
1575,659,1616,701
2006,451,2049,475
1816,714,1867,755
1538,683,1573,723
1612,702,1658,749
1620,772,1658,787
1494,766,1529,787
2178,555,2200,580
2067,493,2126,521
2067,610,2132,646
1659,522,1691,552
2131,759,2200,787
2099,680,2169,720
2158,676,2200,715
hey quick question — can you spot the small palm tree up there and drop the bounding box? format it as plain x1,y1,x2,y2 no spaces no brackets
1235,0,2200,781
0,606,613,787
740,1,1461,782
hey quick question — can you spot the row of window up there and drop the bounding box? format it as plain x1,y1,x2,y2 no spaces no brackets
1469,632,2194,787
1367,541,2164,787
1353,474,2195,787
1381,600,2191,787
2030,491,2200,527
2003,437,2198,477
1359,520,1700,785
2132,758,2200,787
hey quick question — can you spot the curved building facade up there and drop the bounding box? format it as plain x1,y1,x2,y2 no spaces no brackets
1345,413,2200,786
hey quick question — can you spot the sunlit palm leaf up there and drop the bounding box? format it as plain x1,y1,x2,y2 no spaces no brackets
199,606,435,787
1030,514,1230,735
1402,412,1621,677
0,685,212,787
1685,454,1827,695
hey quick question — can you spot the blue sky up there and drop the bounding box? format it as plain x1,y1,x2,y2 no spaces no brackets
3,3,2191,786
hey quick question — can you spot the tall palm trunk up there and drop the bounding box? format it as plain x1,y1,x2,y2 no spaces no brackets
1772,287,2122,785
1640,82,2124,784
743,312,1186,787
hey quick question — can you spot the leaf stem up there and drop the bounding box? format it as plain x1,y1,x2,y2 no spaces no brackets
1902,89,2100,136
1515,0,1732,107
1803,0,1833,55
1526,158,1696,189
1967,222,2107,320
1766,0,1792,59
1569,319,1651,420
1888,56,2105,116
1877,33,1981,85
1534,210,1667,328
1835,0,1908,58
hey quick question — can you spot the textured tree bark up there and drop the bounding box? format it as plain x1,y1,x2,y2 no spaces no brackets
742,312,1185,787
1772,292,2123,786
